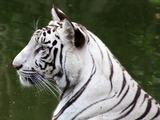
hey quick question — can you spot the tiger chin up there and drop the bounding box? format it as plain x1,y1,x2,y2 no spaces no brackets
12,4,160,120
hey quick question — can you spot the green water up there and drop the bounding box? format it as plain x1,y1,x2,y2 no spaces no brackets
0,0,160,120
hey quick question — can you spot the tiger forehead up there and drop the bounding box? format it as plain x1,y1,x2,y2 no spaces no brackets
33,22,62,43
34,21,62,35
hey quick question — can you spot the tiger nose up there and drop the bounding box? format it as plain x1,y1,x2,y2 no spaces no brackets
13,64,23,70
12,55,23,70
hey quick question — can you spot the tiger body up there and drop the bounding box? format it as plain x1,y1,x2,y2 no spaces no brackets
52,27,160,120
12,5,160,120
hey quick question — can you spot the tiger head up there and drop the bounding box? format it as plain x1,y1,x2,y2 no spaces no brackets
12,5,87,90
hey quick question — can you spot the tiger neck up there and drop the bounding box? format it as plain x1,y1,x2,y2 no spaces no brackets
53,48,99,119
60,47,95,99
53,33,116,119
58,31,108,100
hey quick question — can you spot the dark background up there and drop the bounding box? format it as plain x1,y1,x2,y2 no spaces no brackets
0,0,160,120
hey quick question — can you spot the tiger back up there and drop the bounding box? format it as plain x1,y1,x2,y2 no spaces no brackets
12,5,160,120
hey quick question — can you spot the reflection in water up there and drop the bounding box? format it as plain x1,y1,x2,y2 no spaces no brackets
0,0,160,120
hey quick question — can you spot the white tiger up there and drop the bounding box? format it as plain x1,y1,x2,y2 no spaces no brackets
12,5,160,120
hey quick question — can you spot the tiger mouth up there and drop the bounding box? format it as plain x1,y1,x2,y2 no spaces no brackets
17,69,63,86
17,70,46,86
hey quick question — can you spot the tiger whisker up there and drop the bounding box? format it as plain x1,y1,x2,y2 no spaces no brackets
35,74,59,99
41,79,59,99
31,74,54,96
45,80,60,95
19,72,57,97
33,16,43,31
33,17,50,31
33,77,45,95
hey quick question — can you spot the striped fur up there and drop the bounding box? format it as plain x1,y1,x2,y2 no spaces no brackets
12,5,160,120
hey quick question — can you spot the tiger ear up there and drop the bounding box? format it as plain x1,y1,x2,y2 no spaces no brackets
51,4,69,21
62,19,74,40
62,19,85,48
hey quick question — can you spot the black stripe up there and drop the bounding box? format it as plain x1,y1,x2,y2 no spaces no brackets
39,60,48,70
118,102,136,119
60,44,63,66
121,86,141,113
135,98,152,120
140,94,149,106
89,33,103,59
117,72,126,97
41,53,50,59
43,41,51,44
57,22,63,28
40,47,57,70
55,34,60,39
35,60,38,66
52,40,57,46
43,32,46,36
151,108,160,119
53,48,58,64
73,94,116,119
41,47,52,59
53,55,96,120
60,54,69,100
47,29,51,34
106,86,130,112
42,47,58,70
40,60,55,70
73,86,130,119
60,75,70,100
117,86,141,119
107,52,113,92
121,87,141,113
